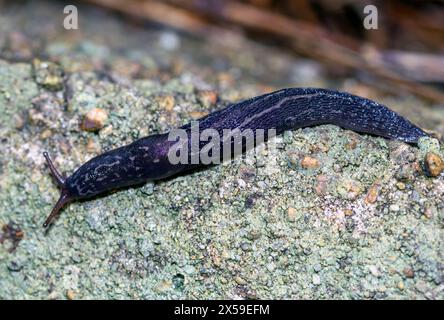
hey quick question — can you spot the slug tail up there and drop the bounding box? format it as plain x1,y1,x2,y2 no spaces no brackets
42,152,72,228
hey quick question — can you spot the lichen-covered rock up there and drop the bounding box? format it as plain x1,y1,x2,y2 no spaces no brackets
0,0,443,300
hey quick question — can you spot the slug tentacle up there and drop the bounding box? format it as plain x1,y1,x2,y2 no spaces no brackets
43,152,73,227
42,191,71,228
43,151,66,187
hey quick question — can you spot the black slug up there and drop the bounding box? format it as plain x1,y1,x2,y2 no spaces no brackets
43,87,428,227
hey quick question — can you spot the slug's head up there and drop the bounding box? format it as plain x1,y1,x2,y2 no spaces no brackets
42,152,73,228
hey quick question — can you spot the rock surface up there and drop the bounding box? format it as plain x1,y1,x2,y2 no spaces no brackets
0,0,443,299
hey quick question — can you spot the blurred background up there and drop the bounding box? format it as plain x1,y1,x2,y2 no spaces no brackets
80,0,444,96
1,0,443,136
2,1,444,93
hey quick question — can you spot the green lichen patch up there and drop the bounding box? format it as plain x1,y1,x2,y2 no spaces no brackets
0,60,39,132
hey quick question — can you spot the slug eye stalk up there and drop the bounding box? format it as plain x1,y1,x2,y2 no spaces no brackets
42,152,72,228
43,151,65,187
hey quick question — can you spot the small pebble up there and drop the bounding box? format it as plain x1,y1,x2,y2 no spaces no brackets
403,267,414,278
66,289,75,300
365,183,379,204
81,108,108,132
237,179,246,188
312,274,321,285
287,207,297,222
423,152,444,177
266,263,276,272
32,58,64,91
40,128,52,140
423,206,433,219
396,182,406,190
13,114,25,129
240,242,250,251
301,156,319,169
368,265,380,277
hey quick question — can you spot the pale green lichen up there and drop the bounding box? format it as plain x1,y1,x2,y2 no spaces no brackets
0,60,39,131
418,136,442,158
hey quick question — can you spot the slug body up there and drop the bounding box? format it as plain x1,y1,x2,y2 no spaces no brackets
43,88,428,227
